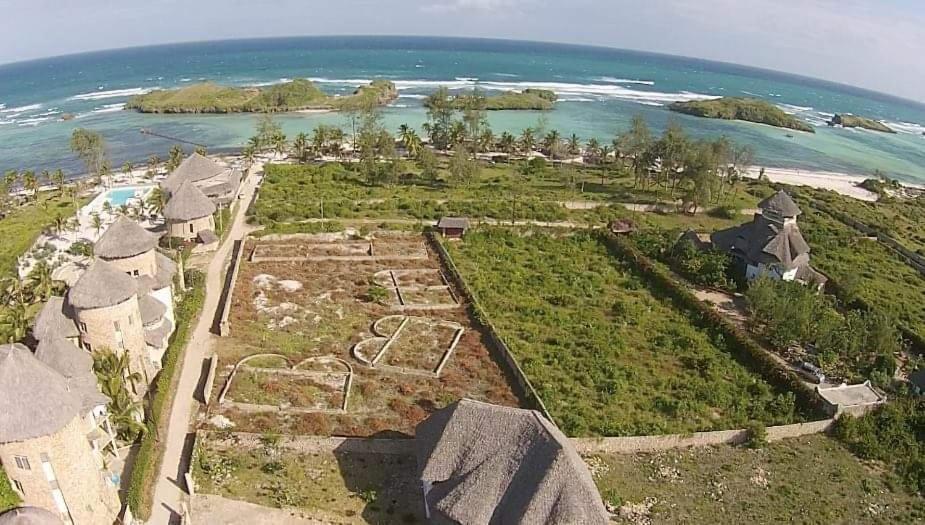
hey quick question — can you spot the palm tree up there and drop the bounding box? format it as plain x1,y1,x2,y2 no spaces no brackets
599,145,613,166
519,128,536,155
122,161,134,179
291,132,310,163
498,132,516,154
22,171,38,202
0,301,27,343
146,187,166,216
543,130,562,158
585,138,601,164
242,146,256,169
27,261,55,302
3,170,17,190
448,121,467,148
146,154,160,178
52,214,67,237
272,132,288,157
400,128,424,159
247,135,262,154
91,213,103,237
477,129,495,153
118,204,131,216
567,134,581,156
167,145,184,172
51,169,66,197
93,349,145,441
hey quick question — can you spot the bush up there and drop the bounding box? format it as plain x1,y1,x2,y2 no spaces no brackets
125,269,206,519
744,421,768,449
0,467,20,513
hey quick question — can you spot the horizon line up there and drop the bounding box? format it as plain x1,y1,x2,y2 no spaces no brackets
0,34,923,108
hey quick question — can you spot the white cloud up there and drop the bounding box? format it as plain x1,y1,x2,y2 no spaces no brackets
421,0,531,14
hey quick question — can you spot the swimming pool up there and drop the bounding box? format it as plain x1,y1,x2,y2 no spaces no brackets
85,185,155,214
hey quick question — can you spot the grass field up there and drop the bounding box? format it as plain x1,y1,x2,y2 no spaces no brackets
0,193,79,278
592,434,925,524
249,162,765,232
447,229,801,437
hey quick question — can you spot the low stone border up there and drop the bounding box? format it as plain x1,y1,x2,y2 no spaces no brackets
217,353,353,413
217,239,245,337
352,315,464,378
372,269,460,310
250,240,429,263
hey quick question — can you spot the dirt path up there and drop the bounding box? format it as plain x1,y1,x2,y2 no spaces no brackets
149,165,262,524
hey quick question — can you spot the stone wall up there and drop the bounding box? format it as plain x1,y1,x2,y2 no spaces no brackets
200,431,416,456
571,419,834,455
425,232,554,423
217,240,244,337
168,215,215,241
0,416,120,525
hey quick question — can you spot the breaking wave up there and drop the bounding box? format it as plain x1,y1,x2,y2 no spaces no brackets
0,103,42,113
69,88,156,101
596,77,655,86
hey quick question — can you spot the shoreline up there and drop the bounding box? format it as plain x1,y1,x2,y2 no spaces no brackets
743,167,882,201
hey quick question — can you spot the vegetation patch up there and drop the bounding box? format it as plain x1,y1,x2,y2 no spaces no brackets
0,467,19,513
193,435,423,522
829,113,895,133
447,229,801,437
126,79,397,113
669,97,815,133
592,434,924,523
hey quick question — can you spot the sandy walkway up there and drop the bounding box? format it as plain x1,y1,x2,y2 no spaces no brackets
743,167,879,201
149,163,262,524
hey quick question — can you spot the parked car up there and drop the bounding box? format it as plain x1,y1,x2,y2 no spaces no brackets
798,361,826,384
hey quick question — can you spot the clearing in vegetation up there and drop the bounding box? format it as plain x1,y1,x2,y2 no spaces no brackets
447,229,802,437
193,434,423,523
591,434,925,524
207,233,520,437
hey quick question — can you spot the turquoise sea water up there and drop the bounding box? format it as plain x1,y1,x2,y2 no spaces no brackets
1,36,925,183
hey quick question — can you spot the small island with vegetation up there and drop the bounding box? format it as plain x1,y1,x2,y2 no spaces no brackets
125,79,397,113
426,88,558,111
828,113,895,133
669,97,816,133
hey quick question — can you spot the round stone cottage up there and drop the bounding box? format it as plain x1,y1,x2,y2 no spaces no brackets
67,259,153,386
163,179,216,241
0,344,120,525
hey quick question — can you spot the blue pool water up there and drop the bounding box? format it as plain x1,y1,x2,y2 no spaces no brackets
105,187,148,207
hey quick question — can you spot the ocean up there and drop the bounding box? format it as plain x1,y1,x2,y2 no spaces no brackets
1,36,925,183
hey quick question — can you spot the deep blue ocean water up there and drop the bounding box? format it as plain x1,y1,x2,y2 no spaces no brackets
2,36,925,182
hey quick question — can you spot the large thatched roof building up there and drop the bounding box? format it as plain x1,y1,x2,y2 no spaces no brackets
0,345,119,524
415,399,609,524
710,190,826,287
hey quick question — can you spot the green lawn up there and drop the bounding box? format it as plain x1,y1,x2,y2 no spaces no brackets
446,229,800,437
592,434,925,524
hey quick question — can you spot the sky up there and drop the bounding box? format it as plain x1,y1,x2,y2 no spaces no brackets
0,0,922,102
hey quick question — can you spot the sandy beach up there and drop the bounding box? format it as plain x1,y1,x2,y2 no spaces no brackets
743,166,881,201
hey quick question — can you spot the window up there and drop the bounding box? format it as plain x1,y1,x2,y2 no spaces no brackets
114,320,121,332
14,455,30,470
82,341,92,352
78,321,87,333
189,223,194,234
12,480,23,495
128,314,133,326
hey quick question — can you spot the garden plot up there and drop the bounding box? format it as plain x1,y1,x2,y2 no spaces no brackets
250,235,428,263
353,315,463,377
220,355,353,413
372,269,459,310
208,233,520,437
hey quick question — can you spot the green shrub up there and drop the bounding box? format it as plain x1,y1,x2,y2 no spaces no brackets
744,421,768,449
0,467,20,513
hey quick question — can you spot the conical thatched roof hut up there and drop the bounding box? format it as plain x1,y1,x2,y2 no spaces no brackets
162,152,225,195
34,335,107,412
33,296,79,340
163,180,216,222
0,344,81,443
68,259,138,310
758,189,802,217
415,399,609,525
94,216,160,260
0,507,64,525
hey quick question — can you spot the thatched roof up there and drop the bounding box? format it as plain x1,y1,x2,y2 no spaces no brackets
69,259,138,310
0,344,81,443
95,216,160,259
162,152,226,194
145,317,174,348
0,507,64,525
712,214,811,270
415,399,609,525
137,252,177,294
139,294,167,325
33,296,79,340
163,180,216,221
34,335,107,412
758,190,802,217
